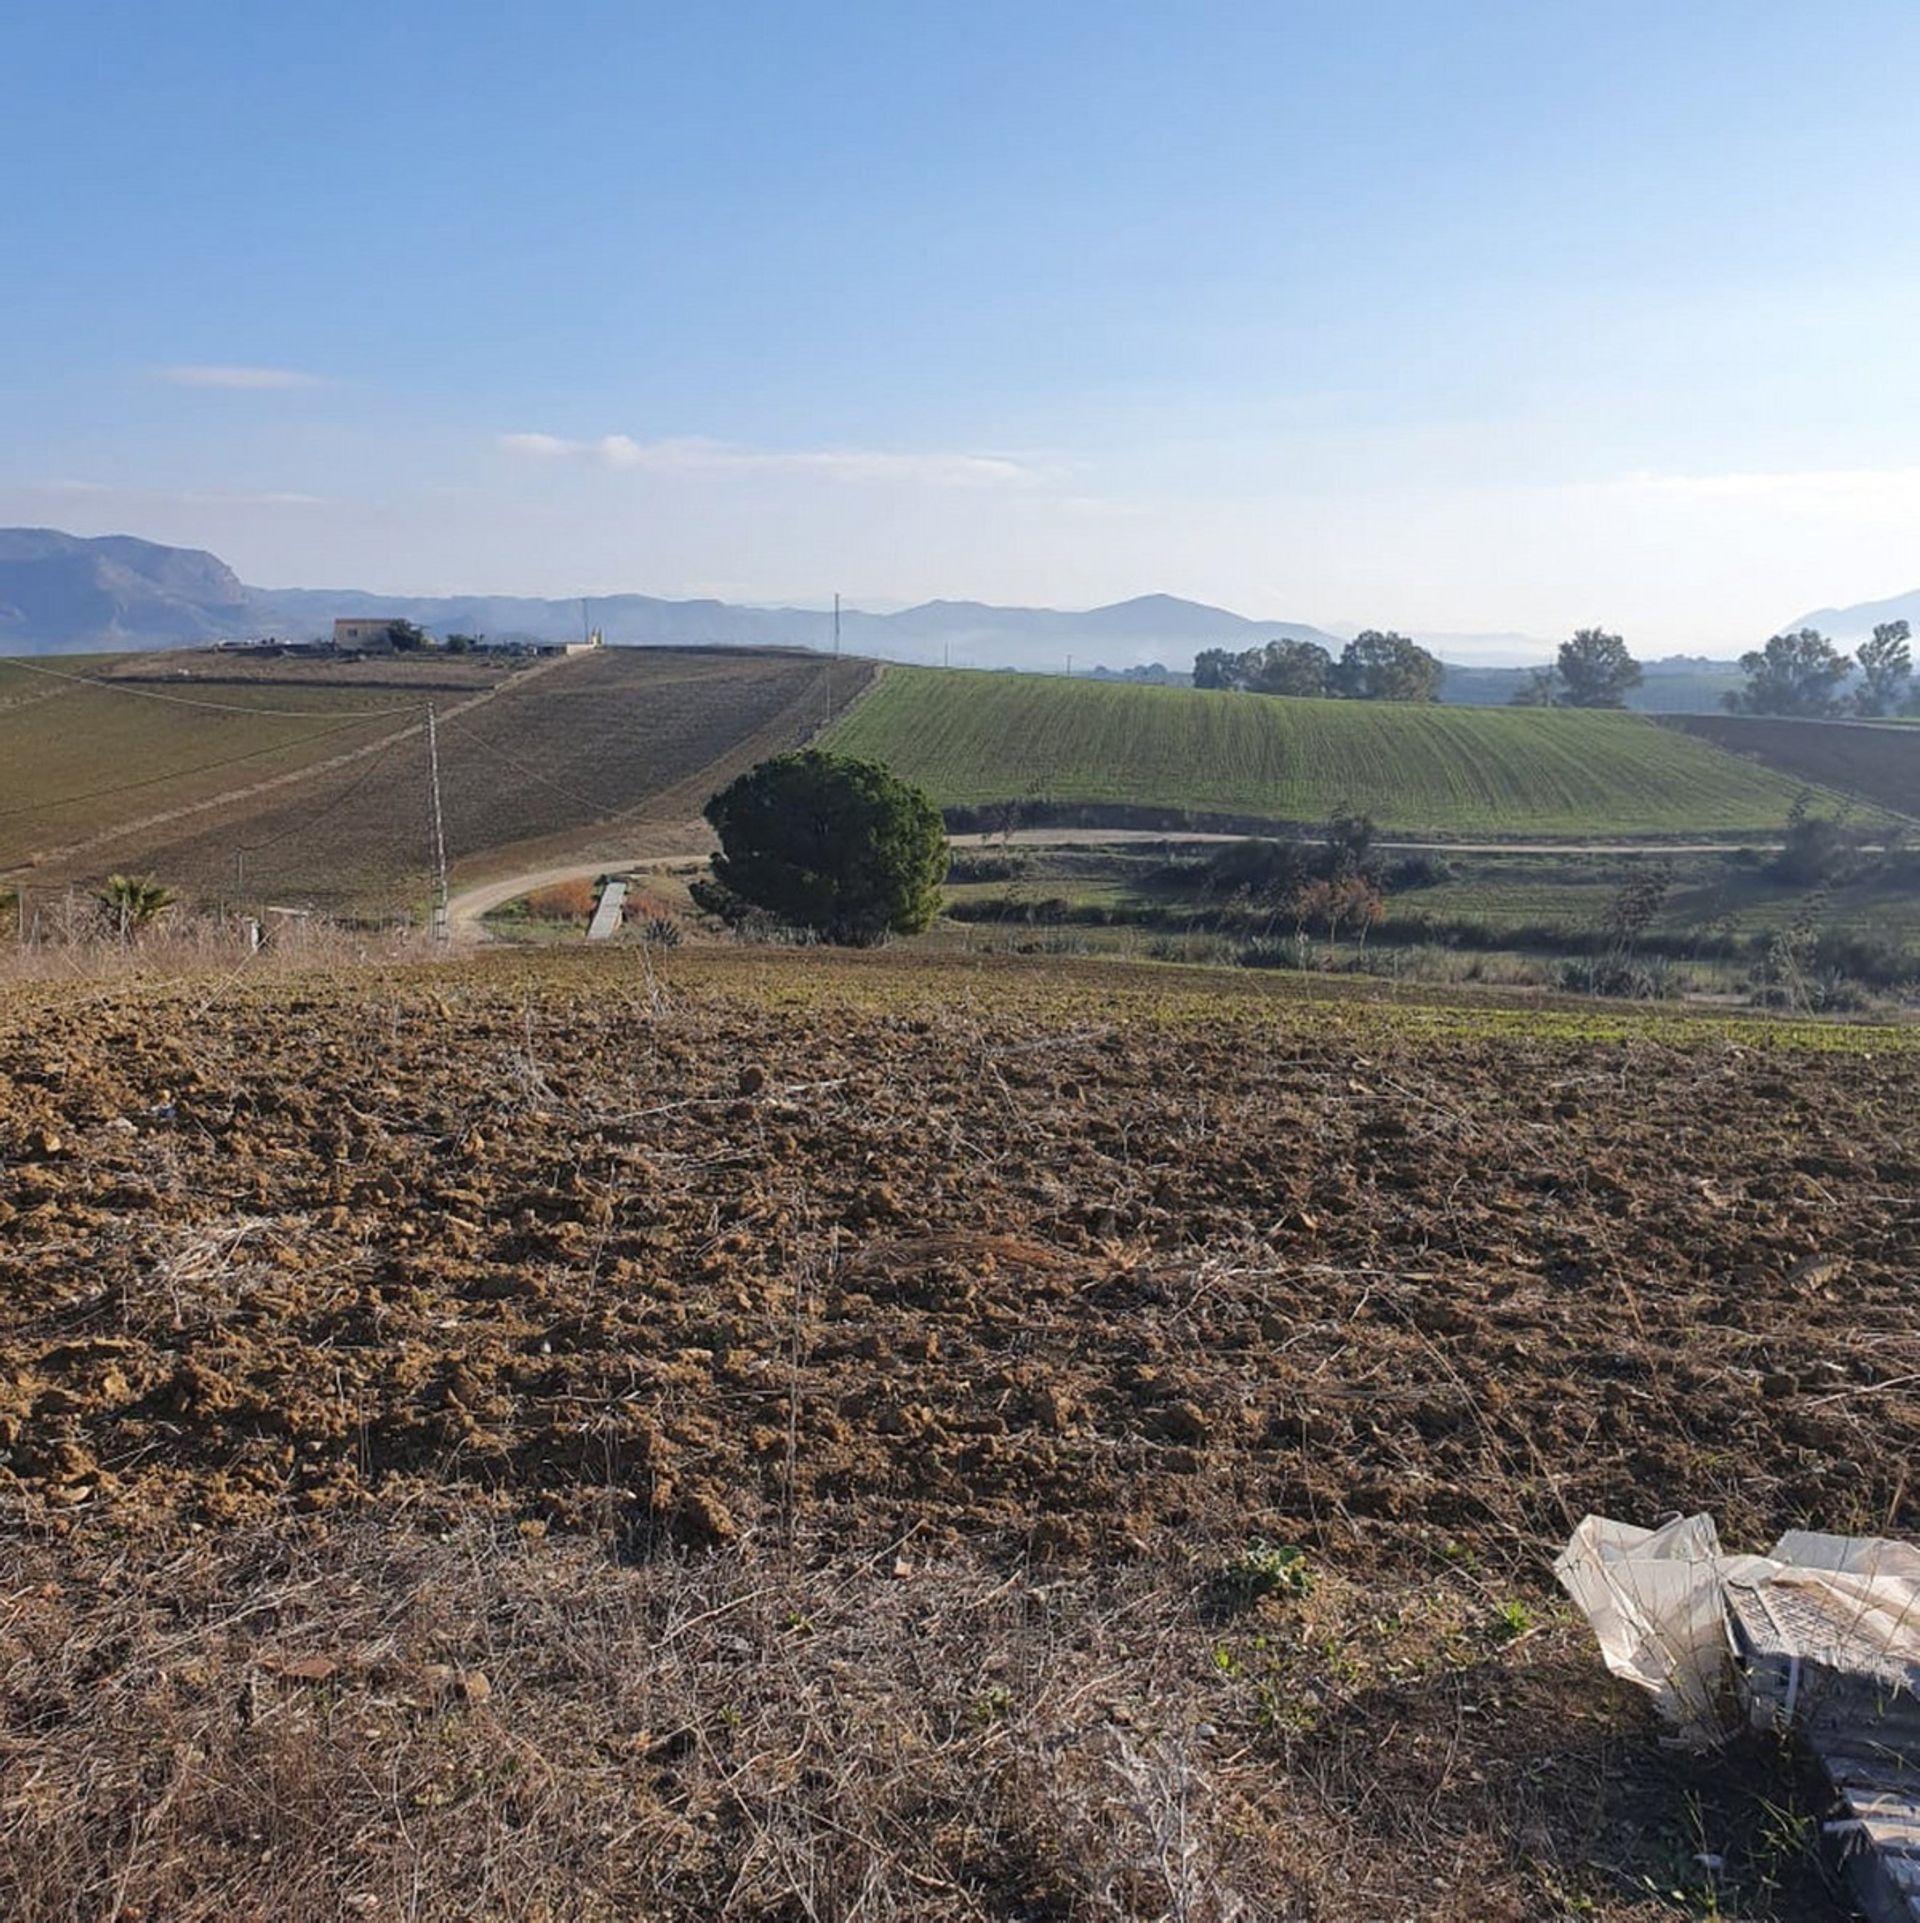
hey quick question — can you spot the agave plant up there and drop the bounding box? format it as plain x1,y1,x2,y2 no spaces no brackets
96,873,176,940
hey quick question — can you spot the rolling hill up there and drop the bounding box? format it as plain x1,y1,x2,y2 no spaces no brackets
0,647,860,913
3,645,1875,927
822,666,1837,838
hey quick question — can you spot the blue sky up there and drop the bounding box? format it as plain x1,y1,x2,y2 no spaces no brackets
5,0,1920,651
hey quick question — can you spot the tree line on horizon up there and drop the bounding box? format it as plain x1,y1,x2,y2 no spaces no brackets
1192,619,1917,718
1719,621,1914,719
1193,630,1444,701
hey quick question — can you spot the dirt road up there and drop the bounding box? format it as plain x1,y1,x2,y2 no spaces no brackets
952,828,1781,855
446,832,712,936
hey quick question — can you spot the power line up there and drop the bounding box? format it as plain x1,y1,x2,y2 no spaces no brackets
438,715,637,820
0,654,423,719
0,715,394,823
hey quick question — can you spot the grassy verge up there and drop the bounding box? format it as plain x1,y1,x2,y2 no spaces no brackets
936,841,1920,1011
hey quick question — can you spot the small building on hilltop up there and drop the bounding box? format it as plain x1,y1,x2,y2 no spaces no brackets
333,617,404,651
331,617,440,654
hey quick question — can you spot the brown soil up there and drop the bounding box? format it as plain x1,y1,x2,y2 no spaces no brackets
4,951,1913,1557
1,947,1910,1918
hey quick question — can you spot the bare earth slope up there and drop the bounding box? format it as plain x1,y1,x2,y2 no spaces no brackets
3,648,863,913
1667,710,1920,821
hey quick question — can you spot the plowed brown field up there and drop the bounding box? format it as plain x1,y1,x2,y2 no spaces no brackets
2,948,1912,1920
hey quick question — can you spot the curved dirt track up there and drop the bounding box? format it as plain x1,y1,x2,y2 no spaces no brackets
446,833,712,936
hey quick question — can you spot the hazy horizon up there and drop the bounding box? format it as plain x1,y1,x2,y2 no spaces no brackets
7,2,1920,649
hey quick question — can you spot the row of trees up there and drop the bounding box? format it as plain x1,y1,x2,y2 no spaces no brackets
1200,619,1916,720
1194,631,1443,702
1725,621,1912,718
1200,626,1645,710
1511,622,1916,719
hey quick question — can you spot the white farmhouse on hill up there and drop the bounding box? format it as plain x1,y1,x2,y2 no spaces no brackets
333,617,408,651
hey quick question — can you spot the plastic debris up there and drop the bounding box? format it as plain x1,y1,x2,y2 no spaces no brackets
1558,1513,1920,1921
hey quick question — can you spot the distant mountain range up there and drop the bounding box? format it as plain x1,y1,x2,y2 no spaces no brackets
0,527,255,649
0,528,1344,670
1793,587,1920,642
0,525,1818,714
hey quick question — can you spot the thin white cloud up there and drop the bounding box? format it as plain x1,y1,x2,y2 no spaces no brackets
1612,465,1920,525
162,364,324,390
498,431,1033,489
36,479,325,507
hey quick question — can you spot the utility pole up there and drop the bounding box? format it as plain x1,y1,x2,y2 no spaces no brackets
426,703,451,946
825,591,841,726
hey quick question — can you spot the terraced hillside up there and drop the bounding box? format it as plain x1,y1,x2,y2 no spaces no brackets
1,647,861,912
825,666,1829,837
1667,711,1920,822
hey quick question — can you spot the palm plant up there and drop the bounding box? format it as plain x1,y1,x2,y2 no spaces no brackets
96,873,176,941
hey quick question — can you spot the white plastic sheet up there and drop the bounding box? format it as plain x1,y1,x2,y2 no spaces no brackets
1556,1512,1920,1744
1554,1513,1745,1738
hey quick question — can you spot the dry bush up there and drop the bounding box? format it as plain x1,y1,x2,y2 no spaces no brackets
0,908,430,989
522,878,600,922
621,888,685,944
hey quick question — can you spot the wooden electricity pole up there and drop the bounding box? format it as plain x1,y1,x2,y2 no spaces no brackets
426,704,450,945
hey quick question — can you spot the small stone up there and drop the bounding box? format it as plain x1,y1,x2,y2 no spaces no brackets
1147,1399,1211,1446
1789,1255,1845,1289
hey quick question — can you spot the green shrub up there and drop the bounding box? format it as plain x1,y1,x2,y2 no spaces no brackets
1215,1540,1314,1611
703,751,948,946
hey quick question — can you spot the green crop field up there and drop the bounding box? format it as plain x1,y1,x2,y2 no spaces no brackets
825,666,1837,837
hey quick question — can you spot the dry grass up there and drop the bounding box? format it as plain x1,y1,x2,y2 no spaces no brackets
0,908,430,993
0,1512,1842,1922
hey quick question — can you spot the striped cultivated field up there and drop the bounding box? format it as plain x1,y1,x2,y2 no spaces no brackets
1,647,861,911
824,666,1835,838
1666,712,1920,822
